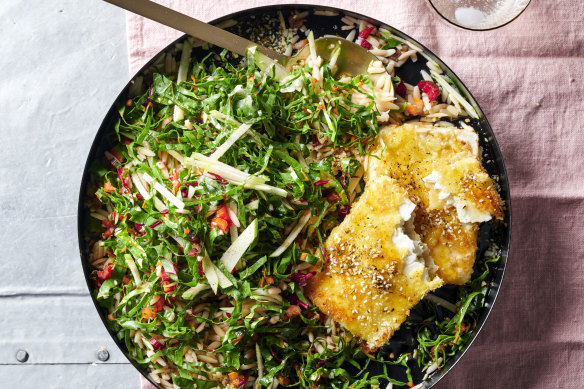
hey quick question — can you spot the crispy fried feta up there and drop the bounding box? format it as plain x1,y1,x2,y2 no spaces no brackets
366,123,502,284
423,158,501,223
416,210,480,285
305,176,443,350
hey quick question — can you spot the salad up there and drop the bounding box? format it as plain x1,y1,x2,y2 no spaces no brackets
85,12,502,389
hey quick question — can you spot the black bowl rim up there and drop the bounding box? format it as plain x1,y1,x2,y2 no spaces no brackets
78,4,512,388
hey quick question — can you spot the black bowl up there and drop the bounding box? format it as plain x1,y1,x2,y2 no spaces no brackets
78,4,511,388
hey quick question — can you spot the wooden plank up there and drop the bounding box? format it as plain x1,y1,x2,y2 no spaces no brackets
0,296,129,364
0,364,140,389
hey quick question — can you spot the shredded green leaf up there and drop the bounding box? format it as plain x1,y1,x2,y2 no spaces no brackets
86,38,500,389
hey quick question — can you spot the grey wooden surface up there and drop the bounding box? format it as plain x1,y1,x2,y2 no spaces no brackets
0,0,140,387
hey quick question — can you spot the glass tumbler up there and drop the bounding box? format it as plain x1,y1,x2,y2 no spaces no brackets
427,0,531,30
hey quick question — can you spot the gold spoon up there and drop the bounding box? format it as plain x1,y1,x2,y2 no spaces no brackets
104,0,386,81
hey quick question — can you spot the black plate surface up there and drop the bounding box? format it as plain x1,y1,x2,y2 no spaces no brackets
78,5,511,388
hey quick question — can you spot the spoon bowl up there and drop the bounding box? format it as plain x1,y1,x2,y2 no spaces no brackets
281,37,385,82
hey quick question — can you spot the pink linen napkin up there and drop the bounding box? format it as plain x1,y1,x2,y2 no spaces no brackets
128,1,584,388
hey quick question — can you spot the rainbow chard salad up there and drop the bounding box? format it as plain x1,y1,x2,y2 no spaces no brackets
84,11,503,389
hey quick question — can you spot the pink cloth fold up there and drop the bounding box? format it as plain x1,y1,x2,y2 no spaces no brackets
126,1,584,388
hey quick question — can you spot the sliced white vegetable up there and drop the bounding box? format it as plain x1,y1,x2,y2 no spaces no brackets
245,199,260,210
167,150,185,163
270,210,311,257
171,235,188,250
254,343,263,389
249,46,289,82
424,293,459,313
200,254,219,294
430,70,479,119
210,123,251,161
216,266,233,289
184,153,288,197
136,146,156,157
226,201,240,228
328,45,341,72
152,196,166,212
347,166,364,196
219,219,258,273
89,212,107,221
201,252,233,293
142,172,185,209
187,185,196,199
131,173,151,200
125,254,142,287
229,225,238,243
307,31,317,63
190,153,265,183
182,283,211,300
173,40,192,122
250,183,287,197
208,110,242,126
420,69,433,82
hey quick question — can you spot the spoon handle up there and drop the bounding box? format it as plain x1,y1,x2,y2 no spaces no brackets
104,0,284,60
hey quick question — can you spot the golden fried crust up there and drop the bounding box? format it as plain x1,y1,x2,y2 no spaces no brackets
428,157,503,220
366,123,502,284
305,176,443,350
417,210,479,284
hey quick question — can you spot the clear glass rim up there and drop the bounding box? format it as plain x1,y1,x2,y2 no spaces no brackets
426,0,532,31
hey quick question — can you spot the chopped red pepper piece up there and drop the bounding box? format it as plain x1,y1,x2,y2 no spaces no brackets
417,80,441,102
141,307,156,320
96,264,114,281
211,217,230,234
160,268,171,282
285,304,302,318
103,182,116,193
101,219,116,238
211,204,233,234
171,169,181,194
260,269,275,287
151,296,165,313
162,281,177,293
216,204,231,222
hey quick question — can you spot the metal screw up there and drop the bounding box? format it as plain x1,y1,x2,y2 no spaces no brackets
16,350,29,363
97,349,110,362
